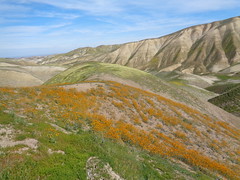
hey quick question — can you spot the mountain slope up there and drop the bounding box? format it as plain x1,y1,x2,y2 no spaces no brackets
41,45,120,65
39,16,240,74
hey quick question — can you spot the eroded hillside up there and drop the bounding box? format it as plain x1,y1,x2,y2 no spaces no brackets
39,17,240,74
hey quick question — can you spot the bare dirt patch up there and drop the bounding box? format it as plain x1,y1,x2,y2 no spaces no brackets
63,82,106,92
0,125,38,150
48,148,65,155
49,123,71,134
86,74,143,89
86,157,124,180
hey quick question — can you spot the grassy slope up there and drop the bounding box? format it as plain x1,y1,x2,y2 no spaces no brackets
206,83,240,94
206,72,240,116
153,71,217,101
44,62,153,85
0,111,208,180
0,89,214,180
208,84,240,116
0,82,239,179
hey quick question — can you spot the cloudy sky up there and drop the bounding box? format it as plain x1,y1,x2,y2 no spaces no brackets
0,0,239,57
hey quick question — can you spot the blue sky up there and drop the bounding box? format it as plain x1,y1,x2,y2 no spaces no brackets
0,0,239,58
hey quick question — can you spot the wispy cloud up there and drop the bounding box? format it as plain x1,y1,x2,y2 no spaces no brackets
0,0,239,57
34,11,81,19
0,23,71,36
0,3,30,12
22,0,123,15
97,16,202,37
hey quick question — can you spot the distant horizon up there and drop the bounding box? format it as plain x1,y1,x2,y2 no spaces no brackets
1,0,240,58
3,15,238,59
1,15,239,59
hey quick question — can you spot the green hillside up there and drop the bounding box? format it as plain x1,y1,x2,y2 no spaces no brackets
45,61,155,85
206,83,240,94
208,84,240,116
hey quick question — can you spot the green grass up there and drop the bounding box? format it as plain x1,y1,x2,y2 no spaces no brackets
153,72,217,100
148,56,159,69
0,109,15,124
0,109,215,179
222,31,238,60
44,62,154,85
208,85,240,116
215,74,232,81
169,80,186,86
206,83,240,94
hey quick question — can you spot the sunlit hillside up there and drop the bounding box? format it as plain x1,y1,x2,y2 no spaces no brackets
0,80,239,179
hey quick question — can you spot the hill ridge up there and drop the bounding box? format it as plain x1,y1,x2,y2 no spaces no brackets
39,16,240,74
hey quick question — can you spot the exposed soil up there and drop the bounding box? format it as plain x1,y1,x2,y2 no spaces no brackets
0,125,38,149
63,82,106,92
86,157,124,180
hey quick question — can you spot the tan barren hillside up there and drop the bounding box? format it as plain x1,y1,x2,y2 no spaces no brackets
39,17,240,74
0,59,66,87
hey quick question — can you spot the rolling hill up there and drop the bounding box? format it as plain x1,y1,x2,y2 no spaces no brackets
45,62,239,127
45,62,216,108
0,59,66,87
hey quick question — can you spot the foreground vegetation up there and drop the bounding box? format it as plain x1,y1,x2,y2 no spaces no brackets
0,81,239,179
0,109,214,180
